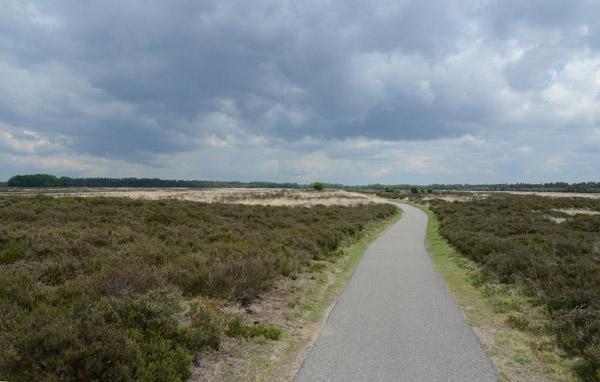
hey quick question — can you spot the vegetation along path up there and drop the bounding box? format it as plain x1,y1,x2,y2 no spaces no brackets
295,203,500,381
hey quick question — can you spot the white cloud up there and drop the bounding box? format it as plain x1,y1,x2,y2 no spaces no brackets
544,155,565,173
261,159,279,173
205,135,232,149
8,1,63,29
415,80,435,106
0,122,65,154
516,145,533,154
365,167,389,178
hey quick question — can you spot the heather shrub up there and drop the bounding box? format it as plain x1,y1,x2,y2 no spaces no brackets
429,194,600,377
0,195,396,380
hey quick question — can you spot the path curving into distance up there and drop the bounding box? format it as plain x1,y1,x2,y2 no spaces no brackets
295,203,500,381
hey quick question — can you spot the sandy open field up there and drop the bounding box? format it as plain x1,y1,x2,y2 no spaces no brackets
0,188,386,207
412,191,600,203
3,187,598,206
501,191,600,199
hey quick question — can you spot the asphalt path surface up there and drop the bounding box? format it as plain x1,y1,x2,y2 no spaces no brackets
295,203,500,381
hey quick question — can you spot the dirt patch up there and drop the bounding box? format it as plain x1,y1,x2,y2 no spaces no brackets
424,194,490,203
553,208,600,215
546,216,568,224
223,277,311,328
543,208,600,224
191,272,338,381
502,191,600,199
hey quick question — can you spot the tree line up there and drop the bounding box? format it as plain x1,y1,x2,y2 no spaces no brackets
5,174,345,190
354,182,600,193
4,174,599,193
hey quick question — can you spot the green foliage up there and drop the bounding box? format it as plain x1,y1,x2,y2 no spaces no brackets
312,182,325,191
0,288,200,382
410,185,419,194
6,174,325,189
0,244,25,264
225,317,282,340
506,313,530,330
0,195,396,381
7,174,63,187
427,194,600,378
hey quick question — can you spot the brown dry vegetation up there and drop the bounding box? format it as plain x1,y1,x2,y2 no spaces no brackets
0,193,396,381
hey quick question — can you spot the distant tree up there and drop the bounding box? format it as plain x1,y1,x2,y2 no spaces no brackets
427,187,433,194
313,182,325,191
385,186,393,192
410,185,419,194
8,174,60,187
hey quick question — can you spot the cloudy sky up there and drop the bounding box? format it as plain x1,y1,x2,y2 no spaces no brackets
1,0,599,184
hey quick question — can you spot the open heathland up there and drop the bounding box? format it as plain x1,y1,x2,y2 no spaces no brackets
0,195,396,382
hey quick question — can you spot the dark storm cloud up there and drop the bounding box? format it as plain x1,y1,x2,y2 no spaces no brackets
1,0,599,170
486,0,598,38
1,1,478,149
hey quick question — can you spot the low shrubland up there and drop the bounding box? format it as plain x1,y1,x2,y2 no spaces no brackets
0,195,396,381
386,192,600,379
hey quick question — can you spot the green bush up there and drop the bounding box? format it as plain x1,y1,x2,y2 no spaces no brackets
225,317,282,340
0,244,25,264
313,182,325,191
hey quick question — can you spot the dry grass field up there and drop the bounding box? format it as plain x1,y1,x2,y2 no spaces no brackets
0,188,386,207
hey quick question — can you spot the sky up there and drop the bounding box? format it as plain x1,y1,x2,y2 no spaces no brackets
1,0,599,185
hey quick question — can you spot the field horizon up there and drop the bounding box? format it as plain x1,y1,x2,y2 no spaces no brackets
3,174,600,194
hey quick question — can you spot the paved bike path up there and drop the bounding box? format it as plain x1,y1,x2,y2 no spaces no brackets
295,203,499,381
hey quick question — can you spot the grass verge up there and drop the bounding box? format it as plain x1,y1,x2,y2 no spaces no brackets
199,206,404,381
420,205,582,381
